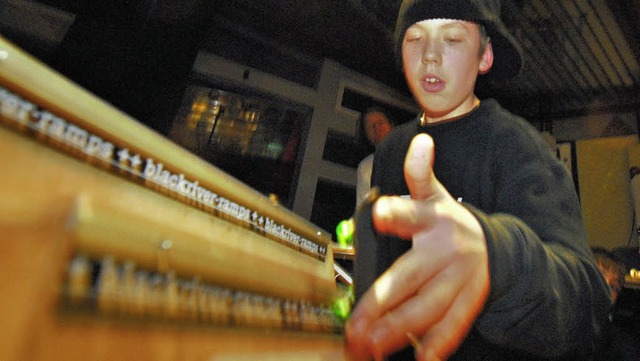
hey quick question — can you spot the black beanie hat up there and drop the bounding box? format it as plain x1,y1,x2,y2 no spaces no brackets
394,0,523,82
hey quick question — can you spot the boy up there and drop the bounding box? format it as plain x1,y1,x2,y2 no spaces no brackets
345,0,613,360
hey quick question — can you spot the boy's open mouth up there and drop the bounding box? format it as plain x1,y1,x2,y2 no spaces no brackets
421,74,445,92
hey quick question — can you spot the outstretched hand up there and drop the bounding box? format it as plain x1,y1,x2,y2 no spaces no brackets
346,134,490,361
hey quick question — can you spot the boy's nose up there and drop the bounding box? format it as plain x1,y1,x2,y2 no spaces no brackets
422,42,442,64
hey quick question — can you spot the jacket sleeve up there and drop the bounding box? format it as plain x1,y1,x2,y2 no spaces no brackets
467,123,613,358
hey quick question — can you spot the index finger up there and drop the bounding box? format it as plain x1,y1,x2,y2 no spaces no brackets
373,134,440,237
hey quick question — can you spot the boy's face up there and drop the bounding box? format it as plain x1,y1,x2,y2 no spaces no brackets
402,19,493,123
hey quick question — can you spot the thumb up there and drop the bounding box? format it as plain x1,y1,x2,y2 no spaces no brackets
404,134,438,201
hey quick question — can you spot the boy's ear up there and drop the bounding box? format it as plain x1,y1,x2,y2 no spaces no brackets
479,42,494,74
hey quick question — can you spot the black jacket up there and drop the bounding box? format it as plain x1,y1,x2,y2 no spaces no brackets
354,99,612,360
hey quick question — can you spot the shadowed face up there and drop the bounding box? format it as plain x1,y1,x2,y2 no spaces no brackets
364,111,393,147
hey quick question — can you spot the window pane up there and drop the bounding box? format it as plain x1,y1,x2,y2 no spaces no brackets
169,83,310,208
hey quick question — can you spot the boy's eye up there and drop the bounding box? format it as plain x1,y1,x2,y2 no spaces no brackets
444,32,464,43
404,29,423,42
404,34,422,42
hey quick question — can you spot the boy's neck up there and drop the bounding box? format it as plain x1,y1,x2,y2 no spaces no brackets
420,98,481,126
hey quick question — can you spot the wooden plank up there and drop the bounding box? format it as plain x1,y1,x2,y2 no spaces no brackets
0,35,333,260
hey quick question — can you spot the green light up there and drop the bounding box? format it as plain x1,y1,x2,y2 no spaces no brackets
332,285,354,322
336,218,354,247
333,297,351,322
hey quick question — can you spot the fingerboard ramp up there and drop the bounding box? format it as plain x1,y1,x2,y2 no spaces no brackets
0,36,350,361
